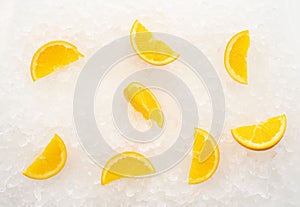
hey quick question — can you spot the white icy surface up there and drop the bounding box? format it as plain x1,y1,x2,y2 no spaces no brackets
0,0,300,206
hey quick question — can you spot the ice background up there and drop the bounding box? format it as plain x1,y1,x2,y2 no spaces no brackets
1,0,300,206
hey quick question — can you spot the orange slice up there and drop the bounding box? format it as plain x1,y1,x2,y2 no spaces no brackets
101,152,155,185
188,128,220,184
30,40,83,81
130,19,179,66
23,134,67,180
124,82,164,128
224,30,250,84
231,114,286,150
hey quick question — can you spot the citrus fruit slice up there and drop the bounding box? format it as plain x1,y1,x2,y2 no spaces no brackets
101,152,155,185
188,128,220,184
23,134,67,180
124,82,164,128
30,40,83,81
231,114,286,150
224,30,250,84
130,19,179,66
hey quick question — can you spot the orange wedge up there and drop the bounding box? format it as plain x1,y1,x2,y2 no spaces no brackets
101,152,155,185
23,134,67,180
130,20,179,66
231,114,286,150
224,30,250,84
188,128,220,184
124,82,164,128
30,40,83,81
